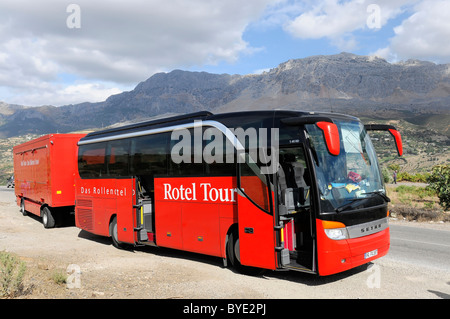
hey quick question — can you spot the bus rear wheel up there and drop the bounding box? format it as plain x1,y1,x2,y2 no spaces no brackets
109,216,127,249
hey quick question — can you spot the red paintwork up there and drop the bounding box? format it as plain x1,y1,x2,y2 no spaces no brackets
75,178,136,244
316,122,341,156
388,129,403,156
316,219,390,276
154,176,238,258
13,134,85,215
237,192,277,270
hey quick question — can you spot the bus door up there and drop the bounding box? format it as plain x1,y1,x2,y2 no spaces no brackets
276,146,316,273
133,177,155,244
237,153,277,270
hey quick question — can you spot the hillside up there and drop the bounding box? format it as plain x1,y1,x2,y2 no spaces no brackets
0,52,449,138
0,53,449,182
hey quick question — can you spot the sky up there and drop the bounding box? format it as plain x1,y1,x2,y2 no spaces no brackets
0,0,449,107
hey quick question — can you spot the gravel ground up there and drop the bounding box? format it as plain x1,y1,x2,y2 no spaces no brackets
1,187,449,300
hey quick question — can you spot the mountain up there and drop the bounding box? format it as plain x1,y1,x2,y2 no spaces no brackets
1,52,449,138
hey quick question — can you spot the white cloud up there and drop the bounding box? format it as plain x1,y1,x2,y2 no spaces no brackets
0,0,278,106
3,81,124,107
378,0,450,63
283,0,412,50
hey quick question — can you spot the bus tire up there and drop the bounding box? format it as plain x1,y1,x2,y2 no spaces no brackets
227,229,240,268
20,199,27,216
227,228,264,276
42,206,55,229
109,216,127,249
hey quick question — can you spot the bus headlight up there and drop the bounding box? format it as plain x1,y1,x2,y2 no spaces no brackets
324,228,348,240
322,220,348,240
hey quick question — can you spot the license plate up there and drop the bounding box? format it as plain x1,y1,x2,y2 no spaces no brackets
364,249,378,259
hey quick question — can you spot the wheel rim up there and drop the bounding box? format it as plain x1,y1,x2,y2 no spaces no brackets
113,223,118,241
234,238,240,263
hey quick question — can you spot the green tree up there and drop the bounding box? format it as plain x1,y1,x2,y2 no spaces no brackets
427,165,450,210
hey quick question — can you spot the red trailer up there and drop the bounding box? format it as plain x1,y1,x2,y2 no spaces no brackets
13,134,85,228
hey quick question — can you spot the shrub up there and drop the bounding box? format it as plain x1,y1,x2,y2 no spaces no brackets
51,270,67,285
0,251,27,298
382,168,391,183
427,165,450,210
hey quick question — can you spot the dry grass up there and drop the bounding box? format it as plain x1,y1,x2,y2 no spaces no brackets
386,183,450,222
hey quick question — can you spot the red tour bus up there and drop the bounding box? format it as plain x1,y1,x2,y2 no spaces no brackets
75,110,402,276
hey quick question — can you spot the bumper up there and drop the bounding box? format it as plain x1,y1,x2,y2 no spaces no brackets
316,219,390,276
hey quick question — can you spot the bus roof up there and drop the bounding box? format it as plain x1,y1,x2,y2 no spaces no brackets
79,110,360,144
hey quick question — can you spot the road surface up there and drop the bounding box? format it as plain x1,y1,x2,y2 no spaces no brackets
0,186,449,300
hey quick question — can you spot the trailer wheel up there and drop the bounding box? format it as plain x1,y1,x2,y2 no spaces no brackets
20,199,27,216
109,216,127,249
42,206,56,228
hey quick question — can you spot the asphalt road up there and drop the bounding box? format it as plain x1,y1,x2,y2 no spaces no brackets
389,223,450,272
1,186,449,300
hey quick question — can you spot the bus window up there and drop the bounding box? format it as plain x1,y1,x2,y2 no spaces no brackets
78,142,107,178
204,127,236,176
131,133,169,176
169,128,203,176
239,153,271,212
108,139,130,177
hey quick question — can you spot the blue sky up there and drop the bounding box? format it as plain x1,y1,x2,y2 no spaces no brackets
0,0,449,106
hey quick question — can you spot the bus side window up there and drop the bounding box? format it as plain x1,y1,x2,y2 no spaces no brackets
204,127,236,176
107,139,130,177
131,133,169,177
168,128,203,176
239,153,271,212
78,142,107,178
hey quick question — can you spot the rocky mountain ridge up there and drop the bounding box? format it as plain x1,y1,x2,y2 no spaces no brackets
1,52,449,138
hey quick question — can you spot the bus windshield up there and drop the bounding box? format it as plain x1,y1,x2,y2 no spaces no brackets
307,120,385,213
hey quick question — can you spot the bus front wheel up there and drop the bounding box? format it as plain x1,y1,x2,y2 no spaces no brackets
227,228,264,276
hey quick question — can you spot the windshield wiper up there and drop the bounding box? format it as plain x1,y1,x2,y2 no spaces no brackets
364,191,391,202
335,197,370,213
334,191,390,213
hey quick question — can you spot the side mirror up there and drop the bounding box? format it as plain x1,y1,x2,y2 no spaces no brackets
282,115,340,156
365,124,403,156
316,121,340,156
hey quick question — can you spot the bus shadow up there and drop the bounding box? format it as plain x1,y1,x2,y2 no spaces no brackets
77,230,113,246
74,231,371,285
23,212,76,229
135,245,225,268
262,263,372,286
76,231,225,269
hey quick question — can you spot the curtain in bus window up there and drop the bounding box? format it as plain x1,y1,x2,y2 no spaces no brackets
78,143,107,178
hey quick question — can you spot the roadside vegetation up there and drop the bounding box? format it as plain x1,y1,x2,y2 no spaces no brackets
386,181,450,223
0,251,27,298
